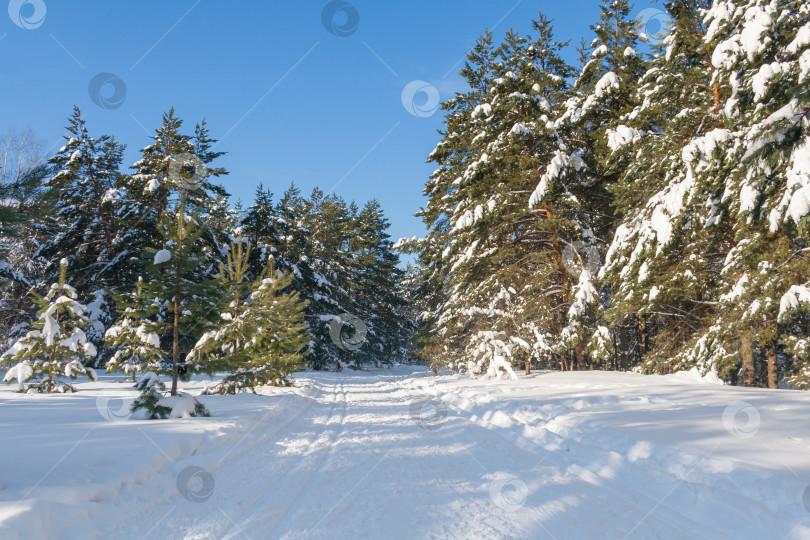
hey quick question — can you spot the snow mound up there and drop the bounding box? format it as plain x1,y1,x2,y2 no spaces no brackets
667,366,725,385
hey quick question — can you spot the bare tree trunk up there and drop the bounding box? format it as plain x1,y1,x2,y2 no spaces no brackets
171,291,180,396
740,335,755,387
638,314,647,356
767,343,778,389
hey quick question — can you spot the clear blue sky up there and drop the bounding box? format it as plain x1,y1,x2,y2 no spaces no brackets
1,0,663,244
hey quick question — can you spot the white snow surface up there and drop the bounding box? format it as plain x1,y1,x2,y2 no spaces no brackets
1,366,810,539
153,249,171,265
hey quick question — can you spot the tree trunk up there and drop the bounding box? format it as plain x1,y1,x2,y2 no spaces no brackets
767,343,778,389
575,344,585,371
740,335,755,387
171,291,180,396
638,314,647,356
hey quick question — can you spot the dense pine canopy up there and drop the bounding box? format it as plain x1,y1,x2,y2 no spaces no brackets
407,1,810,387
2,0,809,393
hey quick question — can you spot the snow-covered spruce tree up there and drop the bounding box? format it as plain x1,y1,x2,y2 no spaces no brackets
348,200,410,367
130,370,209,419
104,277,164,382
189,240,310,392
1,259,97,392
138,195,220,398
38,108,125,288
304,188,357,367
241,184,346,369
35,108,125,350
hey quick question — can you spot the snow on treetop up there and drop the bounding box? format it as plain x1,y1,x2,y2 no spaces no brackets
60,258,69,267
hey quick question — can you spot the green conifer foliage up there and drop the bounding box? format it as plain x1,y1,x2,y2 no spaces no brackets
1,259,97,392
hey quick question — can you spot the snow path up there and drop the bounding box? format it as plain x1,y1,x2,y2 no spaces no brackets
2,366,810,539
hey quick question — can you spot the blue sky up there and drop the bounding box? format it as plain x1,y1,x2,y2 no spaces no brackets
1,0,664,245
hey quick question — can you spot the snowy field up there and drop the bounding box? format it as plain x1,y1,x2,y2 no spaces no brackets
1,366,810,539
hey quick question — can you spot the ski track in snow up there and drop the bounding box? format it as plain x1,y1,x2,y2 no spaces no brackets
2,366,810,539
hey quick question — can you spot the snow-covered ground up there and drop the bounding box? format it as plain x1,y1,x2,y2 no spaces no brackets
2,366,810,539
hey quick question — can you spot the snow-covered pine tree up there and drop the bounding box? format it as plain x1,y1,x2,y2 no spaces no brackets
1,259,97,392
601,0,810,387
104,277,164,382
671,0,810,386
138,193,220,397
599,0,724,372
530,0,647,369
419,13,587,376
117,110,229,289
415,30,496,370
189,239,309,392
0,129,51,344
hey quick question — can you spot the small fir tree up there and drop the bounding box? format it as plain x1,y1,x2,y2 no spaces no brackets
1,259,97,392
104,277,164,382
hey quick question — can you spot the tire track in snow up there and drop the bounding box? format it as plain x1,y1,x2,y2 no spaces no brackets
216,381,349,539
